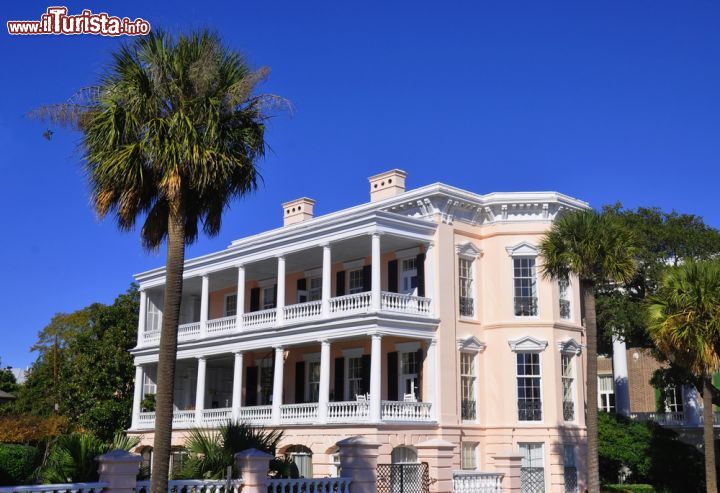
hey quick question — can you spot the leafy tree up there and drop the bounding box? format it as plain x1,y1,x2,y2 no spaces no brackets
0,359,18,395
540,209,638,493
36,30,280,491
647,260,720,493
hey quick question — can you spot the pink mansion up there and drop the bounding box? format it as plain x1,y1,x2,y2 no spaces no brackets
128,170,588,492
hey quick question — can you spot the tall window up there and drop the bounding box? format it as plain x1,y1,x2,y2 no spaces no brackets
459,258,474,317
598,375,615,412
514,257,538,316
401,258,418,295
308,277,322,301
558,278,571,319
461,442,478,470
400,351,419,397
517,352,542,421
519,443,545,492
561,354,575,422
347,357,363,399
461,352,477,421
259,359,274,405
348,269,364,294
307,361,320,402
147,299,162,332
143,367,157,396
225,294,237,317
262,286,276,310
286,446,313,478
564,445,578,493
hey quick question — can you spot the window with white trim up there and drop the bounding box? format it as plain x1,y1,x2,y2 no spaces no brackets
348,269,364,294
307,361,320,402
262,286,276,310
459,257,474,317
513,257,538,316
561,354,575,421
225,294,237,317
461,442,478,470
461,352,477,421
347,357,363,400
401,258,418,295
400,351,419,397
519,442,544,468
285,446,313,478
308,277,322,301
143,367,157,396
517,352,542,421
559,278,571,319
598,374,615,412
147,298,162,332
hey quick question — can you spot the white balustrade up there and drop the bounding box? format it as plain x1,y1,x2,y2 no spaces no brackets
143,331,160,344
326,401,370,422
238,405,273,424
284,300,323,322
135,479,243,493
267,478,351,493
201,408,232,426
137,411,155,428
0,483,108,493
242,308,277,329
381,292,432,315
630,411,686,426
205,316,236,335
329,292,372,315
178,322,201,339
452,471,504,493
280,403,319,423
381,401,433,422
173,410,197,427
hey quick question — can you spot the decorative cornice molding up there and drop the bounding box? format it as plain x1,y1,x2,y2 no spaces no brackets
558,338,583,355
505,241,539,257
457,336,487,353
456,242,483,259
508,335,548,352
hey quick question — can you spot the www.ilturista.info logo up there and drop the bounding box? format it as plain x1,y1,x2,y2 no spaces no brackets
7,6,151,36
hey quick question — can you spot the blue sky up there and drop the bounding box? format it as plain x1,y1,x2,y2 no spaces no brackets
1,1,719,368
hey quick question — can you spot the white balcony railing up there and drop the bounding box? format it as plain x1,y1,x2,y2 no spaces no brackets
242,308,277,329
329,292,372,314
173,410,196,426
267,478,351,493
630,411,686,426
327,400,370,422
284,300,322,322
206,316,235,335
201,408,232,426
381,400,433,421
381,292,432,315
280,403,319,423
237,405,273,424
143,331,160,344
452,471,504,493
179,322,201,338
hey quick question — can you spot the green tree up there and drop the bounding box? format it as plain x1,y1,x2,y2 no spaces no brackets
647,261,720,493
0,360,18,395
540,209,638,493
36,31,279,492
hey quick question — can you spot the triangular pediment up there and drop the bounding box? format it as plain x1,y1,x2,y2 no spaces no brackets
505,241,539,257
558,338,583,355
508,335,548,352
457,336,487,353
456,242,483,258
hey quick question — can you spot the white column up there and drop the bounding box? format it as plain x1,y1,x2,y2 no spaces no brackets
612,335,630,416
276,256,286,324
371,233,382,311
195,356,207,425
271,346,285,425
200,274,210,337
370,334,383,422
232,351,244,421
318,340,331,423
131,364,144,429
138,290,147,341
426,338,437,420
322,244,332,318
236,265,245,331
424,242,436,316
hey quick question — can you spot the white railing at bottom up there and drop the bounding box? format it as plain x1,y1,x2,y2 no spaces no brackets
452,471,503,493
381,401,433,421
202,408,232,426
329,292,371,314
630,411,686,426
237,405,272,424
284,300,322,322
135,479,243,493
242,308,277,329
0,483,108,493
206,316,236,335
178,322,202,339
267,478,351,493
326,401,370,422
381,292,432,315
280,403,318,423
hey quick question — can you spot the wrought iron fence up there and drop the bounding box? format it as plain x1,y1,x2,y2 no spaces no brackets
559,299,571,319
520,467,544,493
462,399,477,421
377,463,430,493
514,297,538,317
517,399,542,421
459,297,474,317
563,400,575,421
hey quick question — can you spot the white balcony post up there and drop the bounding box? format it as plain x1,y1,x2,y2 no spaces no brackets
131,364,144,429
271,346,285,425
371,233,382,311
232,351,244,421
426,338,437,420
138,290,147,342
195,356,207,425
318,340,331,423
276,256,286,324
424,242,436,316
370,334,382,422
236,265,245,331
200,274,210,338
322,244,332,318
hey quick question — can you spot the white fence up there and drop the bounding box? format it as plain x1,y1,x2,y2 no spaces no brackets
267,478,351,493
280,403,318,423
381,400,433,421
0,483,108,493
135,479,243,493
381,292,432,315
452,471,504,493
326,401,370,422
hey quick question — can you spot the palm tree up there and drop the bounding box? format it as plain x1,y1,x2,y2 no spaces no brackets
539,209,637,493
647,261,720,493
35,31,280,493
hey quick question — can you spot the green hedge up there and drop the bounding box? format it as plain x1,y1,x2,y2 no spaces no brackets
603,485,656,493
0,444,41,486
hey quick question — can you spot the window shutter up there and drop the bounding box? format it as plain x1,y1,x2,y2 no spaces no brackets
362,265,372,292
297,278,307,291
295,361,306,404
249,288,260,312
336,271,346,296
388,260,399,293
416,347,424,401
416,253,426,297
334,357,345,401
387,351,399,401
245,366,258,406
361,354,371,395
272,284,278,308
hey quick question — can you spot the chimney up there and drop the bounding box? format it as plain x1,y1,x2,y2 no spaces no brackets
282,197,315,226
368,169,407,202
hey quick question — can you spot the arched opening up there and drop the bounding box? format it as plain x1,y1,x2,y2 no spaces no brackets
285,445,313,478
391,445,418,464
389,446,422,492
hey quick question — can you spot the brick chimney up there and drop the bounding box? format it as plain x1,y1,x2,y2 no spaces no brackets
282,198,315,226
368,169,407,202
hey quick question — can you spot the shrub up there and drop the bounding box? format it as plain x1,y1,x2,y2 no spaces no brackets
0,444,41,486
0,415,67,444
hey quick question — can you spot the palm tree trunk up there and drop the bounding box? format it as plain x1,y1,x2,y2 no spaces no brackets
582,280,600,493
150,199,186,493
703,376,718,493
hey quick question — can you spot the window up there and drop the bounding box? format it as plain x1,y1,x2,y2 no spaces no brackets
143,367,157,396
225,294,237,317
147,298,162,332
347,357,363,400
140,447,153,473
517,352,542,421
170,449,187,478
259,358,274,405
513,257,538,316
461,352,477,421
401,258,418,295
330,452,341,478
286,445,313,478
461,443,478,470
459,258,474,317
308,277,322,301
559,279,571,319
262,286,276,310
519,442,545,491
561,354,575,421
598,375,615,412
664,386,684,413
348,269,364,294
400,351,419,397
307,361,320,402
391,446,418,464
564,445,578,493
